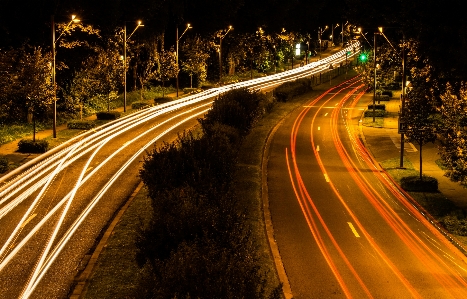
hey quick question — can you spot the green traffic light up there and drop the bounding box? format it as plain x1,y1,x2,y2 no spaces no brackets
359,53,368,62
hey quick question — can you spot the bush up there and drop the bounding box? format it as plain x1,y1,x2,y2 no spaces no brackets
381,90,393,97
17,139,49,153
368,104,386,110
96,111,121,120
0,156,8,173
441,215,467,236
131,101,151,110
400,175,438,192
154,97,173,104
67,120,95,130
274,77,313,102
364,110,386,117
182,88,200,94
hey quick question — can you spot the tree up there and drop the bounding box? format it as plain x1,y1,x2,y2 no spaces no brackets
135,42,159,100
181,36,211,88
403,41,437,180
156,47,178,97
438,83,467,186
0,46,53,140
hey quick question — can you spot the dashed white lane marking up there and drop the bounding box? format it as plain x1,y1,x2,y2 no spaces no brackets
348,222,361,238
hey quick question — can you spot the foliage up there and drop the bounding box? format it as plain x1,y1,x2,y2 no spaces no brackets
0,156,8,173
274,77,313,102
67,120,95,130
134,42,159,100
17,139,49,153
96,111,121,120
438,83,467,186
155,47,178,96
137,86,280,298
131,101,151,109
181,36,211,87
367,104,386,110
400,175,438,192
0,46,53,124
441,215,467,236
199,88,268,136
364,110,386,117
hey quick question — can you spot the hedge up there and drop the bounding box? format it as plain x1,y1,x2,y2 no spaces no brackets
182,88,200,94
400,175,438,192
381,90,393,97
17,139,49,153
0,156,8,173
67,120,96,130
364,110,386,117
154,97,173,104
96,111,121,120
274,77,313,102
131,101,151,110
368,104,386,110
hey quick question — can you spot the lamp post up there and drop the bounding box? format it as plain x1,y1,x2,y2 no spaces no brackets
123,21,144,112
218,25,232,84
176,23,192,97
400,33,407,168
373,27,383,123
318,26,328,60
51,14,80,138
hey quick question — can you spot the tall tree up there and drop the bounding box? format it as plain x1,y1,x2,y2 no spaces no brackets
156,47,178,96
180,36,211,88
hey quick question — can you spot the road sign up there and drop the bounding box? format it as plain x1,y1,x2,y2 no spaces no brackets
398,119,407,134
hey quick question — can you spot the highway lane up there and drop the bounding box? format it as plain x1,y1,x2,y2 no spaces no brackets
267,77,467,298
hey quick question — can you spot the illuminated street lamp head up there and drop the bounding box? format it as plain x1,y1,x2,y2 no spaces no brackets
138,20,144,27
187,23,192,29
71,15,80,23
378,27,383,33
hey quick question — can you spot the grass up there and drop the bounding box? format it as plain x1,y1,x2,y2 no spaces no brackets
380,157,467,249
362,116,385,127
0,123,46,146
82,187,153,299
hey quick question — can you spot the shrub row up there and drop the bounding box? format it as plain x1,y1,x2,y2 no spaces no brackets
368,104,386,110
154,96,173,104
131,101,151,110
381,90,393,97
96,111,121,120
400,175,438,192
136,87,280,298
0,156,8,173
67,120,95,130
364,110,387,117
274,77,313,102
182,87,200,94
17,139,49,153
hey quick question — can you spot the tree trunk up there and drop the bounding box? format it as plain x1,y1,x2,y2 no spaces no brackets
32,112,36,142
419,141,423,180
162,81,165,97
190,74,193,88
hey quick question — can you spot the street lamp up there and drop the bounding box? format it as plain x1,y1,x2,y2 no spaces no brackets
176,23,192,97
123,20,144,112
51,14,80,138
331,24,339,46
373,27,383,122
318,26,328,60
218,25,232,84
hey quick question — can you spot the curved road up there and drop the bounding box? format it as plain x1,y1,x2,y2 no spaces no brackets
267,77,467,298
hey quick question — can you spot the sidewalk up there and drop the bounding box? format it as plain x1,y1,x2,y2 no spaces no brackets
356,93,467,210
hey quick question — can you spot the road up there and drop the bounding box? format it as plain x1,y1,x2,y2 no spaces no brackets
267,77,467,298
0,45,359,298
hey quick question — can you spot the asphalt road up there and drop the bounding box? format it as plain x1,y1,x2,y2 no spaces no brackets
267,77,467,298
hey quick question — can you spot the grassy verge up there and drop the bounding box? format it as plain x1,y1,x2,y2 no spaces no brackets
380,157,467,248
83,187,152,299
